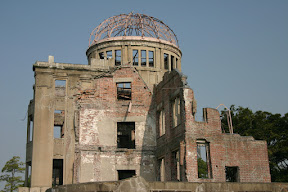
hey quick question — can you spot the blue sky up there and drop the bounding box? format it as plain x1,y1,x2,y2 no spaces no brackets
0,0,287,183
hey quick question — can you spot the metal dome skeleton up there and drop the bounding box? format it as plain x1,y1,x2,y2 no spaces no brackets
89,13,179,47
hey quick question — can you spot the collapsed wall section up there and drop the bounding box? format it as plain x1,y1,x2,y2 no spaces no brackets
154,70,271,182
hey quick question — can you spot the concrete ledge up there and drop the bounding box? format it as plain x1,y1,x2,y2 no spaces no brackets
20,177,288,192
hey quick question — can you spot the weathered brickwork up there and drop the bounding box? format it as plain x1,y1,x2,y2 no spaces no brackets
154,70,271,183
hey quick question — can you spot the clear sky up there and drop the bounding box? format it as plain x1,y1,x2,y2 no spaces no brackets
0,0,287,183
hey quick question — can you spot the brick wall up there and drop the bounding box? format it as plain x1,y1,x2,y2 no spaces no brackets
154,70,271,182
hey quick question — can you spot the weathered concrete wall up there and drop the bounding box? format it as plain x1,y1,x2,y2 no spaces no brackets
86,39,182,90
74,67,157,182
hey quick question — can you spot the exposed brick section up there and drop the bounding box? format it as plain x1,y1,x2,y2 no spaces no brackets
154,70,271,183
74,67,156,182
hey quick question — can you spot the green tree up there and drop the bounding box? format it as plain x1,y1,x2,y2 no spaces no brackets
197,158,208,178
0,156,25,192
221,105,288,182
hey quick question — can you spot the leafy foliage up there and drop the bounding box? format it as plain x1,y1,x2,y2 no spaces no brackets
221,105,288,182
0,156,25,192
197,158,208,178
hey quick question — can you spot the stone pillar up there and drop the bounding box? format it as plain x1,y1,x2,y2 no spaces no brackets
31,72,54,187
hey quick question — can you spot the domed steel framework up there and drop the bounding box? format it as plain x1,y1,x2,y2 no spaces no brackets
89,13,179,47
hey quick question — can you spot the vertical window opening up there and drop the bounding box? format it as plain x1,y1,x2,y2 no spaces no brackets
141,50,146,66
225,166,239,182
132,50,139,66
117,122,135,149
99,52,104,59
159,158,165,181
172,97,181,127
117,82,131,100
55,80,66,97
52,159,63,186
118,170,135,180
172,150,180,181
158,110,165,136
115,50,121,66
164,53,169,70
171,55,174,70
106,50,112,59
149,51,154,67
176,58,178,69
28,117,33,142
26,163,31,187
54,110,64,138
197,140,212,179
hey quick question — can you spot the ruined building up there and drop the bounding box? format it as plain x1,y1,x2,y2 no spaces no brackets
25,13,271,189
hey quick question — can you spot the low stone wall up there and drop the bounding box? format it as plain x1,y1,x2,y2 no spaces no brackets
19,177,288,192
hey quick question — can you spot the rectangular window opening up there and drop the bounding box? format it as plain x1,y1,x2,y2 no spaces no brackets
54,125,63,138
197,140,212,179
115,50,121,66
164,53,169,70
54,110,65,138
176,58,178,69
149,51,154,67
52,159,63,186
172,150,180,181
28,118,33,142
117,82,131,100
171,55,174,70
118,170,135,180
158,110,165,136
106,50,112,59
158,158,165,181
26,163,31,187
55,80,66,97
225,166,239,182
99,52,104,59
141,50,146,67
133,50,139,66
117,122,135,149
172,97,181,127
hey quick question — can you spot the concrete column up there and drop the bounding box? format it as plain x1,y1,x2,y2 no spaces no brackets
31,73,54,187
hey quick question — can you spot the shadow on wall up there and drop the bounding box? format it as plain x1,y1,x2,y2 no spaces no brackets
139,92,157,181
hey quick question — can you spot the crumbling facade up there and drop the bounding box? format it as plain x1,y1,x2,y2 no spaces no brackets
24,13,270,189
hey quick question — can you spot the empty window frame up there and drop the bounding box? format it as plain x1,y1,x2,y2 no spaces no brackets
149,51,154,67
28,117,33,142
225,166,239,182
55,80,66,97
54,110,64,138
52,159,63,186
158,158,165,181
132,50,139,66
164,53,169,70
99,52,105,59
26,163,31,187
141,50,147,66
117,122,135,149
171,55,174,70
172,150,180,181
106,50,113,59
115,50,121,66
197,140,212,179
117,82,131,100
176,58,178,69
118,170,136,180
158,110,165,136
172,97,181,127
